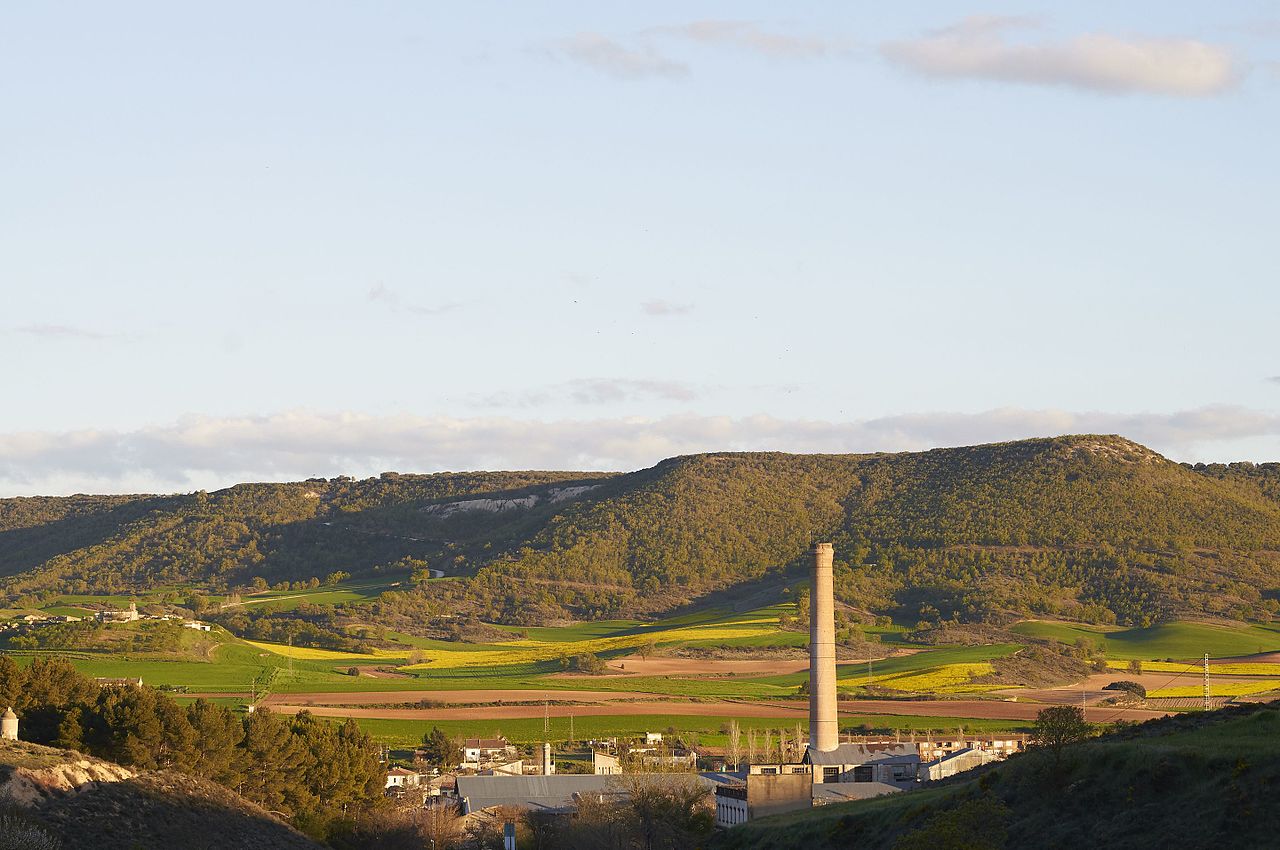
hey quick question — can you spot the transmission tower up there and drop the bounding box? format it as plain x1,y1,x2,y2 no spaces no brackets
1203,653,1211,710
544,696,549,735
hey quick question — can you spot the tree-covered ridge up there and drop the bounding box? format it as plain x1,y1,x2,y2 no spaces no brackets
0,471,611,597
1187,460,1280,506
3,435,1280,628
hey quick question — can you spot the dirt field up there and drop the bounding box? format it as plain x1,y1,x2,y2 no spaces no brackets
261,696,1170,724
592,658,812,677
265,700,811,721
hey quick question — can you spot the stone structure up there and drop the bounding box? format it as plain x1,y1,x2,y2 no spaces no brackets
1,707,17,741
541,742,555,776
808,542,838,753
715,773,813,828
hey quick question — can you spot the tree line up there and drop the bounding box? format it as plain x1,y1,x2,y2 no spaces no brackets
0,656,383,841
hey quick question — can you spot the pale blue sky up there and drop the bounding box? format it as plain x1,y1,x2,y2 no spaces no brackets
2,2,1279,493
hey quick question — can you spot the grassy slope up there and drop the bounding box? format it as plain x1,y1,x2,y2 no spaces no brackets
714,702,1280,850
1011,620,1280,659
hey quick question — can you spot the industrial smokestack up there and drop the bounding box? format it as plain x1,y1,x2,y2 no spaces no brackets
542,742,555,775
808,542,838,753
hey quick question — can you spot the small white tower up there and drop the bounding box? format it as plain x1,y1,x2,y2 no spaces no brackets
541,742,555,776
2,707,18,741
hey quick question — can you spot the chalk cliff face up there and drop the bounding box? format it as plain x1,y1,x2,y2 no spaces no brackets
0,739,321,850
0,746,135,806
422,484,601,516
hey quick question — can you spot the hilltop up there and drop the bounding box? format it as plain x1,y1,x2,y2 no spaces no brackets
0,738,321,849
711,700,1280,849
3,435,1280,628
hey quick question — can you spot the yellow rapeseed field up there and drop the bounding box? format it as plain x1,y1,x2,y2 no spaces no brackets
1106,660,1280,677
244,612,786,669
838,663,996,694
401,615,781,671
1149,680,1280,698
242,641,411,661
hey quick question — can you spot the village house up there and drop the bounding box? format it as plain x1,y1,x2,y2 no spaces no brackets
385,767,423,790
461,737,517,769
96,602,140,623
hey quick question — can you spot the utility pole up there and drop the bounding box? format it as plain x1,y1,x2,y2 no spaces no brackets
1203,652,1211,711
544,696,549,735
569,712,574,743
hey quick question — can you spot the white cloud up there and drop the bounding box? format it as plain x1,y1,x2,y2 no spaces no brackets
2,406,1278,496
648,20,843,59
641,299,694,316
556,33,688,79
883,19,1240,96
367,284,460,316
9,324,116,340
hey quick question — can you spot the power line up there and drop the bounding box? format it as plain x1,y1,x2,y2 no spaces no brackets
1091,658,1208,726
1203,652,1211,711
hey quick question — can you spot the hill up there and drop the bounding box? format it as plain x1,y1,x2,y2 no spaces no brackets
0,738,321,849
3,435,1280,628
710,700,1280,849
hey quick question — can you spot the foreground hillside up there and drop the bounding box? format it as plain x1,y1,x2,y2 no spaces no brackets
3,435,1280,627
0,738,321,849
712,701,1280,850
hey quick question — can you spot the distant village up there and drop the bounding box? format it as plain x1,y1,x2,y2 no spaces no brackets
0,601,213,634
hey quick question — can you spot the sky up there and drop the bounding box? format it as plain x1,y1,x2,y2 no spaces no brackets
2,2,1279,495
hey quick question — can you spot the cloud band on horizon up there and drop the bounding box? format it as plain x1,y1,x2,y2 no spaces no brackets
1,406,1277,497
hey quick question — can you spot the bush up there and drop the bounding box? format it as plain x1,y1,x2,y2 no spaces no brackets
1103,680,1147,699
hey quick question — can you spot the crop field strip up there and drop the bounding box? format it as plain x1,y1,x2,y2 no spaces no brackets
8,586,1280,748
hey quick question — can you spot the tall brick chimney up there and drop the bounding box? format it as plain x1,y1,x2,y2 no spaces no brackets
808,542,838,753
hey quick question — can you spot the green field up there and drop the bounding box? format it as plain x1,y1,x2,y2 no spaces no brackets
1010,620,1280,659
8,583,1280,749
227,578,404,612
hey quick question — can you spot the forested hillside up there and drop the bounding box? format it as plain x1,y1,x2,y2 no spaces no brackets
3,435,1279,628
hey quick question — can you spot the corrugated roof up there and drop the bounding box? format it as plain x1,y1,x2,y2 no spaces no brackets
805,743,919,765
456,773,724,814
464,737,510,749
